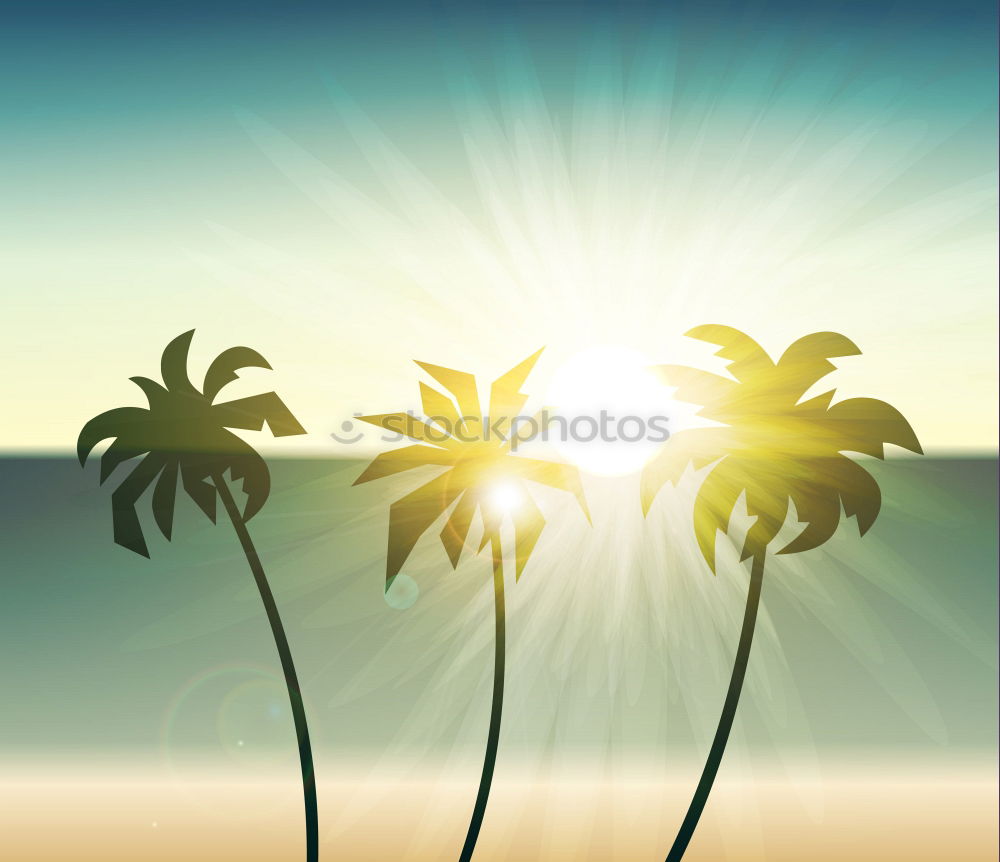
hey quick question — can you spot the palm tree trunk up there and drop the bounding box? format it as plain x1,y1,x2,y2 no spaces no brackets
458,539,506,862
214,474,319,862
665,552,765,862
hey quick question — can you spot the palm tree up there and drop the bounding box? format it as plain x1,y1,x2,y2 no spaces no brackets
641,325,922,862
354,350,589,862
78,330,319,862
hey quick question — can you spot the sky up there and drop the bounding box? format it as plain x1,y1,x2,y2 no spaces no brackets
1,0,997,455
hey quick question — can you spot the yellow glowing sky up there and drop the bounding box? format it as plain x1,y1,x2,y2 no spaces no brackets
5,55,997,457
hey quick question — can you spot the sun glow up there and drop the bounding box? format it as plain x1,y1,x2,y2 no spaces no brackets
488,481,524,513
545,345,679,477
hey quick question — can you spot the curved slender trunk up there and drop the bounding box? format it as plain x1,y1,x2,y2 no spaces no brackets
214,474,319,862
665,553,765,862
458,540,506,862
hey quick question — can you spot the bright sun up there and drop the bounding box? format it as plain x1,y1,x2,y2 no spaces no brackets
545,345,677,477
488,481,523,512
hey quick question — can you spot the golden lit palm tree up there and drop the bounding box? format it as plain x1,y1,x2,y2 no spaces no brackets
354,350,589,862
641,325,922,862
78,330,319,862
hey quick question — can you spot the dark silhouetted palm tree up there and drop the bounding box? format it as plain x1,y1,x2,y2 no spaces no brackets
355,350,589,862
78,329,319,862
642,325,922,862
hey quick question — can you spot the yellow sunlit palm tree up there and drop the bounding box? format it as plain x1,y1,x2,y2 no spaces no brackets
78,330,319,862
354,350,589,862
641,325,922,862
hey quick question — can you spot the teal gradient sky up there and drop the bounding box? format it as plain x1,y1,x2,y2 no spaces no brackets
1,0,997,453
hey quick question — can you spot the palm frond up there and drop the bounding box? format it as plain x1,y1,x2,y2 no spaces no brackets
653,365,739,408
685,324,773,383
354,444,458,485
505,457,590,522
796,389,836,412
386,472,465,583
640,427,730,515
129,376,171,408
414,361,481,424
99,437,149,483
825,397,923,457
110,453,167,557
227,451,272,522
488,349,543,439
800,455,881,536
692,462,745,573
419,382,463,433
778,481,841,555
511,490,545,581
778,331,860,370
478,506,503,551
358,413,461,449
212,392,306,437
202,346,271,402
160,330,198,393
774,332,861,404
152,459,179,539
181,462,217,522
741,482,789,562
828,456,881,535
440,490,479,568
77,406,149,466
